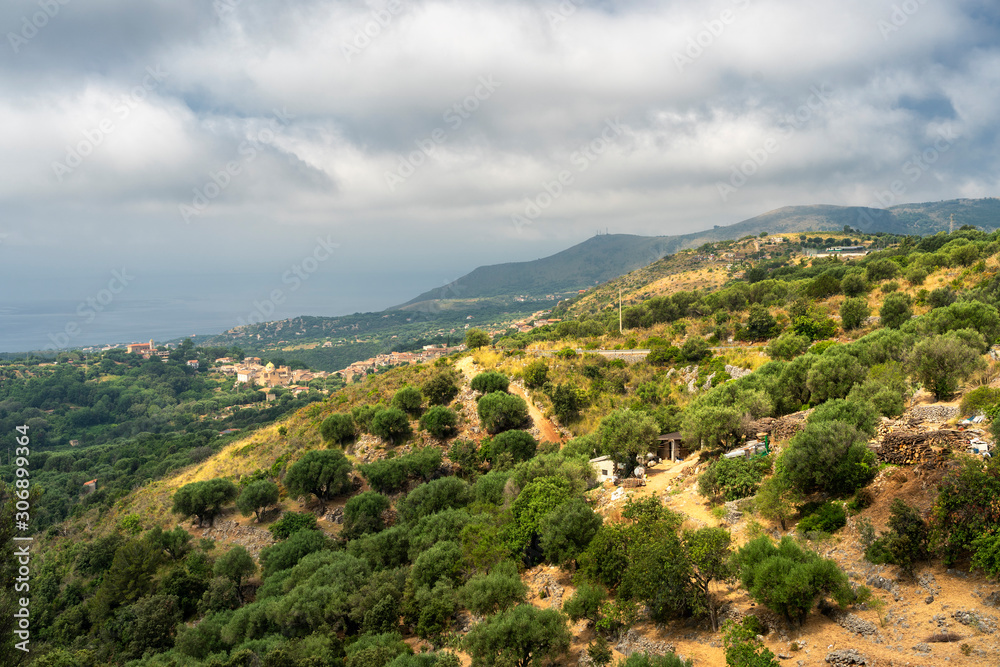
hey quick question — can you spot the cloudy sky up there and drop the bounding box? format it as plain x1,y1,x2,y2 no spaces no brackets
1,0,998,350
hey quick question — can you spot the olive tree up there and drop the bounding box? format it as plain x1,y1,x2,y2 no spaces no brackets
283,449,353,512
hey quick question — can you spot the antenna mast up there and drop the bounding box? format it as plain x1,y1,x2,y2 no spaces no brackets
949,214,954,234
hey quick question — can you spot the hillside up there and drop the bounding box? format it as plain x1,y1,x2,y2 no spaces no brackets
194,199,1000,373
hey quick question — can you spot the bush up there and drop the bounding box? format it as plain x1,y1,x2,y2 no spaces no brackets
841,272,868,297
423,371,460,405
734,536,855,625
808,398,879,437
459,561,527,615
721,618,779,667
880,292,913,329
522,360,548,388
269,511,318,540
371,407,412,444
483,430,538,466
616,652,694,667
343,491,392,539
396,476,472,524
563,582,607,624
472,371,510,395
839,297,870,331
767,332,810,361
698,455,772,502
477,392,530,434
538,498,603,566
320,413,356,445
392,386,424,416
420,406,458,439
797,502,847,534
782,421,877,495
359,449,443,494
864,499,928,577
259,529,332,576
866,258,900,282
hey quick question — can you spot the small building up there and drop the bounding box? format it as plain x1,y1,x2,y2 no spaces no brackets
590,455,615,484
126,339,155,354
186,359,199,369
69,439,80,447
81,479,97,495
657,432,688,462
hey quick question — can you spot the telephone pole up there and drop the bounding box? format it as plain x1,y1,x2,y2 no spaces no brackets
619,287,623,334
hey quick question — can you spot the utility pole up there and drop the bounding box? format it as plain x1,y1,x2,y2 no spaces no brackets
950,214,954,234
618,285,623,333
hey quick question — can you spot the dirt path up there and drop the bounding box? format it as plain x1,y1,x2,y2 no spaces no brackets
455,356,563,445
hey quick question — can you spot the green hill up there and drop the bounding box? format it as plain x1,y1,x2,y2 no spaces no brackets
400,198,1000,306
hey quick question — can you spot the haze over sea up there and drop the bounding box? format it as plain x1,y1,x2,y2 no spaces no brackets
0,271,442,354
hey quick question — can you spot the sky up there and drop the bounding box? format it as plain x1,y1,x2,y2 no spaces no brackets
1,0,999,351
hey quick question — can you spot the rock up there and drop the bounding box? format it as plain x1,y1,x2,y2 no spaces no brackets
912,642,931,653
865,575,897,595
614,629,676,657
824,648,868,665
952,609,998,633
984,591,1000,608
820,603,881,640
925,596,934,604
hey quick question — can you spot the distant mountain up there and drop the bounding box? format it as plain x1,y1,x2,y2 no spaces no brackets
398,198,1000,307
397,234,675,306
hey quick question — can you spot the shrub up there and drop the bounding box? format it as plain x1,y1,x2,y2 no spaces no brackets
471,372,509,395
839,297,871,331
782,421,877,495
420,406,459,439
465,329,491,349
423,371,460,405
797,502,847,534
371,407,412,444
808,398,879,437
343,491,392,539
522,360,548,388
392,386,424,416
616,653,693,667
459,561,528,616
396,476,472,524
721,618,779,667
359,448,442,494
477,392,530,434
268,511,318,540
463,605,571,667
734,536,855,625
320,413,356,445
483,430,538,466
563,582,607,624
880,292,913,329
865,499,929,577
698,455,772,502
767,332,811,361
